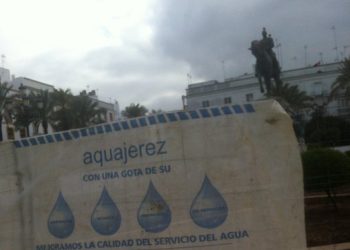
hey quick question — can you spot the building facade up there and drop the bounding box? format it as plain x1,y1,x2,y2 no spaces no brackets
1,75,56,141
185,62,345,119
1,68,120,141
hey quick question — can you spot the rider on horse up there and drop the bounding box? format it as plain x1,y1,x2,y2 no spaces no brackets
250,28,282,94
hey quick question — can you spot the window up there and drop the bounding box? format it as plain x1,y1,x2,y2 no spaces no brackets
20,128,27,138
246,93,254,102
109,112,114,122
7,126,15,140
224,97,232,104
202,100,210,107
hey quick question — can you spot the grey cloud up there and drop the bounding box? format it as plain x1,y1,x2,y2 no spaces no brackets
13,0,350,112
16,46,189,111
152,0,350,80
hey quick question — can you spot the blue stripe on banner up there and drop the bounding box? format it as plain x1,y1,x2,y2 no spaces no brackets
157,114,166,123
12,104,256,148
244,103,255,113
138,117,147,127
177,111,189,120
148,116,157,125
71,130,80,139
221,106,233,115
121,121,130,130
62,132,72,140
104,124,112,133
199,109,211,118
46,135,54,143
54,134,63,142
112,122,121,131
189,111,200,119
210,107,221,116
130,119,138,128
38,136,46,144
29,138,38,146
88,127,96,135
21,139,30,147
96,125,104,134
233,105,243,113
166,113,177,122
80,128,88,137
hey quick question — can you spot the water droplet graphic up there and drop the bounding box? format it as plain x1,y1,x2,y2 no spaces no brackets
137,181,171,233
190,175,228,228
91,187,121,235
47,191,75,239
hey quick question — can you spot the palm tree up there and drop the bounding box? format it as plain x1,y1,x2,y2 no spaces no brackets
51,88,74,131
13,95,35,137
70,93,106,129
122,103,148,118
266,81,313,138
330,57,350,102
0,82,13,141
266,81,313,114
30,90,54,134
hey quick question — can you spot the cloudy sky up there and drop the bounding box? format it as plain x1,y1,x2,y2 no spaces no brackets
0,0,349,111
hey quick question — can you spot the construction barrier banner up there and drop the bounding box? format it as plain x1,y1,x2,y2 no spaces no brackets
0,100,306,250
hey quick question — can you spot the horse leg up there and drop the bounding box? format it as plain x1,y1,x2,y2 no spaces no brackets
258,75,264,93
274,76,282,91
265,77,272,94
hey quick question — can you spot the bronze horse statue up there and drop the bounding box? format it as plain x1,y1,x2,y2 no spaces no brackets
250,29,282,94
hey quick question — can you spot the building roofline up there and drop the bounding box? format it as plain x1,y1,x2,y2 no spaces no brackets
18,77,55,88
187,61,342,91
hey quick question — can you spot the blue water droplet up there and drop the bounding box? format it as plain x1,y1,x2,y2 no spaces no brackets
190,175,228,228
91,187,121,235
137,181,171,233
47,191,75,239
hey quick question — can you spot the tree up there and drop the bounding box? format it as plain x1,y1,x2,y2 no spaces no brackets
122,103,148,118
304,116,350,147
13,93,35,137
0,82,13,141
50,89,74,131
330,57,350,101
302,148,350,209
69,92,106,129
266,81,313,138
266,81,313,114
151,109,163,114
30,90,54,134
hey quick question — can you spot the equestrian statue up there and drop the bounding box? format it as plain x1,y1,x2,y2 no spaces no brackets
250,28,282,94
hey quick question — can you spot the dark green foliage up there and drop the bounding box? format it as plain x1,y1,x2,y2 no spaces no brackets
12,88,107,134
266,81,313,113
50,89,75,131
345,151,350,158
29,90,54,134
0,82,13,141
122,103,148,118
13,97,35,137
302,148,350,208
330,57,350,100
304,116,350,147
69,93,106,128
51,89,106,131
265,81,312,138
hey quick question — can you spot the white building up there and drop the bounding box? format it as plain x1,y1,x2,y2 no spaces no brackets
1,75,56,140
185,62,345,119
0,67,12,83
83,90,120,123
12,77,55,93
